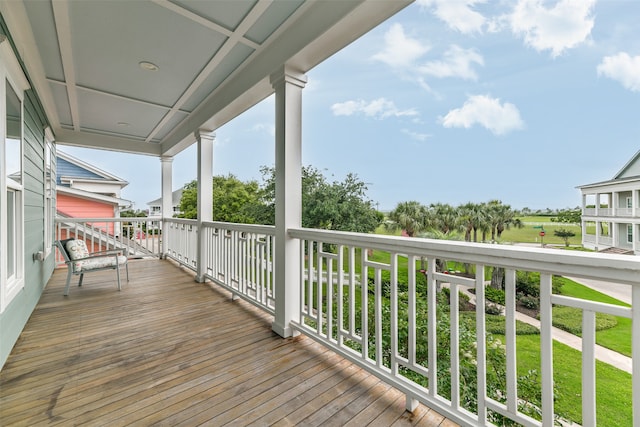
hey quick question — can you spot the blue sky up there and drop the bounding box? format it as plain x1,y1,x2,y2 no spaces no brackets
62,0,640,212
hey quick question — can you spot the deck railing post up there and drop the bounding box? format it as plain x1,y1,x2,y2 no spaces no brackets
160,155,173,259
195,130,214,283
270,66,306,338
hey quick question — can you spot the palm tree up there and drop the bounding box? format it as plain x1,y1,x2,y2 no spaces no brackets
458,202,488,242
385,201,429,237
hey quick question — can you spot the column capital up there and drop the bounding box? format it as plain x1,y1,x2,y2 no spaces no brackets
160,155,173,164
270,65,307,90
194,129,216,143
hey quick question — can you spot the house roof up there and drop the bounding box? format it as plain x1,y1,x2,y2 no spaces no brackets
57,150,128,188
147,188,184,207
0,1,411,158
57,186,132,207
577,149,640,189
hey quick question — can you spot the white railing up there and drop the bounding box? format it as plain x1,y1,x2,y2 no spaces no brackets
55,217,161,265
288,228,640,427
583,234,596,243
163,219,199,270
163,219,276,315
599,236,613,246
598,208,613,216
583,208,596,216
618,208,634,217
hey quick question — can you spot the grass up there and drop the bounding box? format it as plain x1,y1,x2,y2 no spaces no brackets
500,219,583,246
511,334,632,426
556,276,631,356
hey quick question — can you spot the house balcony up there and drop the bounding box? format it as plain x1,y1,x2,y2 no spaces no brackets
3,217,638,426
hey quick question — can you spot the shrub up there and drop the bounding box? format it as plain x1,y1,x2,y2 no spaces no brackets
515,272,563,298
485,286,506,305
552,306,618,335
485,303,503,315
518,294,540,310
461,313,540,335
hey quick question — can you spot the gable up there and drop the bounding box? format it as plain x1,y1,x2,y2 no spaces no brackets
614,150,640,179
56,157,103,185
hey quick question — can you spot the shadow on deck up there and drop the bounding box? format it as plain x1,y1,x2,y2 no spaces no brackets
0,259,456,426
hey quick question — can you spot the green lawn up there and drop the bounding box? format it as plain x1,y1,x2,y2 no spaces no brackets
511,334,631,426
556,276,631,356
500,217,583,246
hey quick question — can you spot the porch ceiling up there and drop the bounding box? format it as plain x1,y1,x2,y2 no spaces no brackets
0,0,412,157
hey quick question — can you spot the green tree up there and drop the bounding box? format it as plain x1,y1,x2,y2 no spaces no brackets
178,174,263,223
120,209,147,218
551,208,582,225
554,228,576,247
385,201,429,237
458,202,488,243
257,165,381,233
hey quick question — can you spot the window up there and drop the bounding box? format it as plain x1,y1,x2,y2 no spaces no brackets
1,41,29,312
2,79,24,311
44,131,55,256
627,197,632,209
628,224,634,244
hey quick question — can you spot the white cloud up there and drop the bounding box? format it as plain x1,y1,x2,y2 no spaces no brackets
506,0,595,57
417,0,486,34
371,23,430,69
402,129,431,142
419,45,484,80
440,94,524,135
331,98,419,120
597,52,640,92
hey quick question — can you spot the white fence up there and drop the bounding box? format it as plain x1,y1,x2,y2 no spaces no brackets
288,228,640,427
55,217,161,265
164,219,276,315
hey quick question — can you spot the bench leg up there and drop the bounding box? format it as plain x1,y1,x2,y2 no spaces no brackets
64,268,73,296
126,263,129,281
78,273,84,287
116,264,121,291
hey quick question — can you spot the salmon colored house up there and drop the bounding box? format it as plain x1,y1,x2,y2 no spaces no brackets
56,151,131,245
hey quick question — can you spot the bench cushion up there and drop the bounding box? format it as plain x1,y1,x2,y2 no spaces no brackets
75,255,128,272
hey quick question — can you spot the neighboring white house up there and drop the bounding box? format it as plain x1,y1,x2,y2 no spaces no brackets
147,188,183,219
578,150,640,254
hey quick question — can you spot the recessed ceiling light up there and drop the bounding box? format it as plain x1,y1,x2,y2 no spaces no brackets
117,121,130,127
139,61,159,71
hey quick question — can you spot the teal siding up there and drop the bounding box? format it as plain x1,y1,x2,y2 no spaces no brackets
0,17,55,369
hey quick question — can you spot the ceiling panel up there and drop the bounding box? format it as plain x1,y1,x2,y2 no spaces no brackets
153,110,190,141
244,0,304,44
170,0,258,32
182,43,255,112
23,0,64,81
76,89,169,140
69,1,227,107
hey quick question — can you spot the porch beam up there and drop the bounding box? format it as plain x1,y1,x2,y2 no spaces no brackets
271,66,307,338
195,129,215,283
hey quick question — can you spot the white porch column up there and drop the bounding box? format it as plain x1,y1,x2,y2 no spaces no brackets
160,156,173,258
595,193,600,215
612,192,618,217
270,66,307,338
633,190,638,217
195,129,214,283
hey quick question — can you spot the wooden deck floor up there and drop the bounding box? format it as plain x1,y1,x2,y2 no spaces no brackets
0,259,457,426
